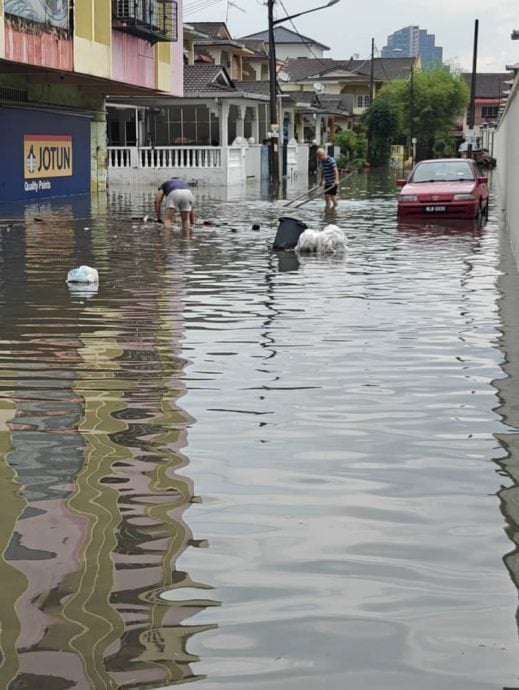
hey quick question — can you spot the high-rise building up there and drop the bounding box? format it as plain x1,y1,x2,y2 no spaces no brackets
382,26,443,68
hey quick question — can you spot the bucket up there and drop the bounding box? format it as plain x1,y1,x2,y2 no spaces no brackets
273,216,308,250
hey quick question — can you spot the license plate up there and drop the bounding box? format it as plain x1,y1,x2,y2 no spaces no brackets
425,205,446,212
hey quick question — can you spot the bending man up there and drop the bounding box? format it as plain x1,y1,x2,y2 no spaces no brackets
155,177,195,230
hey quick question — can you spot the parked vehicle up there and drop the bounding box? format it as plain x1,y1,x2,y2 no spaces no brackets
396,158,489,220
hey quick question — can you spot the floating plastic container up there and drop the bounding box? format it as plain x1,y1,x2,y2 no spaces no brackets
273,216,308,250
66,265,99,284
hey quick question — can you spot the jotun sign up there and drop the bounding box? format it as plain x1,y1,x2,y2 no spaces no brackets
24,135,73,179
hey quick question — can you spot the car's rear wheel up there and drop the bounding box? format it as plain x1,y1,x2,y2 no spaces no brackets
475,203,484,225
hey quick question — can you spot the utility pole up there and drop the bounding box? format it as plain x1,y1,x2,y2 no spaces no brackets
367,37,375,163
467,19,479,159
409,61,414,163
268,0,280,189
266,0,340,190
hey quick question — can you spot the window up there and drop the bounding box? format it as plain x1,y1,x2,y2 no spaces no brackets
112,0,178,43
412,160,475,183
481,105,499,120
356,95,370,108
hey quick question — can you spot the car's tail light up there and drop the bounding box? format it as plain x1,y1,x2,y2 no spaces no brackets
453,193,475,200
399,195,418,202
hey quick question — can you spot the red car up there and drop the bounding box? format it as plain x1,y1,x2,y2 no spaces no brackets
396,158,489,220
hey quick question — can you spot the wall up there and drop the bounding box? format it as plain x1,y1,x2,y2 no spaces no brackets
74,0,111,79
4,24,73,70
246,145,262,178
112,33,156,90
494,74,519,264
0,106,91,202
274,44,325,61
108,166,228,187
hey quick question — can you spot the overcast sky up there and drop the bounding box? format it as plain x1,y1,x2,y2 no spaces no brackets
184,0,519,72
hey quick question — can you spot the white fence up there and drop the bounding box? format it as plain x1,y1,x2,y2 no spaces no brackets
108,146,222,169
108,145,242,185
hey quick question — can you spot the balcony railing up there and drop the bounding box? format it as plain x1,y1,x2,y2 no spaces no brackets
107,146,223,169
112,0,178,43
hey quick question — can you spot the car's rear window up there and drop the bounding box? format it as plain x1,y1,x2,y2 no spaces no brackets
412,161,475,182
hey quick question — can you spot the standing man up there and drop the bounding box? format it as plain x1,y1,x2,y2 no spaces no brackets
155,177,195,231
317,148,340,210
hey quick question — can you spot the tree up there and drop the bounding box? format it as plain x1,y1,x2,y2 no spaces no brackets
362,85,403,166
363,66,469,165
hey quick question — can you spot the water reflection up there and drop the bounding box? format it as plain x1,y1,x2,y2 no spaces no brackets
1,171,519,689
0,200,215,689
492,218,519,658
397,218,483,237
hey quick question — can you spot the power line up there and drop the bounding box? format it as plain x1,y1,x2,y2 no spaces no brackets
184,0,225,15
277,0,333,71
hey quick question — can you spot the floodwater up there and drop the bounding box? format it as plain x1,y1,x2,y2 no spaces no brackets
1,170,519,690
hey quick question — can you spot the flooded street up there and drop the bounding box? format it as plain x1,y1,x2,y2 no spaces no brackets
1,169,519,689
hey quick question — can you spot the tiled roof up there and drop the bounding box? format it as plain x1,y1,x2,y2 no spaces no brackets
284,91,353,115
282,56,416,83
184,64,233,93
461,72,512,98
349,57,416,81
234,80,272,96
189,22,230,39
240,26,330,50
240,39,269,58
281,58,340,81
183,66,270,99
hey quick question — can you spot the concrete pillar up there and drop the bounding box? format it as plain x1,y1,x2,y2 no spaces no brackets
251,105,260,143
287,110,295,141
91,104,107,194
314,115,322,146
235,105,244,140
328,115,335,143
296,112,305,144
219,101,229,146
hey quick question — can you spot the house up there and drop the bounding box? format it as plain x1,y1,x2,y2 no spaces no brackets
107,22,310,187
0,0,183,202
240,26,330,61
460,72,511,142
280,56,418,141
188,21,254,80
107,63,307,185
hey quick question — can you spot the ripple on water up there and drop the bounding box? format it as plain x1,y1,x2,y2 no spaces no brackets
0,173,517,689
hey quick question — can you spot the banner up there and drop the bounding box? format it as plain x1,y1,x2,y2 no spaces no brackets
0,107,90,202
5,0,69,29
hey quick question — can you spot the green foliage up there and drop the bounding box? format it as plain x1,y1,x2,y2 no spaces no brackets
335,129,368,168
432,133,457,158
362,87,403,165
363,66,469,164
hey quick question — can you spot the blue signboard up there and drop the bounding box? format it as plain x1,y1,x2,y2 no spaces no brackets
5,0,69,29
0,107,91,203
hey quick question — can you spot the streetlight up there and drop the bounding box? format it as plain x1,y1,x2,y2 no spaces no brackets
268,0,340,189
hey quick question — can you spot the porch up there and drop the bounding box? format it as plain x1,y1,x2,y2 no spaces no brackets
106,97,309,187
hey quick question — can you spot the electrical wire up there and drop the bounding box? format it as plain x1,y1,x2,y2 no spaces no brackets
184,0,225,15
277,0,335,72
184,0,222,8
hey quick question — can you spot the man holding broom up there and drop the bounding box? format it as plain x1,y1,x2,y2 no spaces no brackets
317,148,340,210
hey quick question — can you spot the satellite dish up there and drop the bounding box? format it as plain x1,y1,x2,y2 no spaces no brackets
313,82,324,93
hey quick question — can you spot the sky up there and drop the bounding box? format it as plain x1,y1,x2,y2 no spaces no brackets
184,0,519,73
